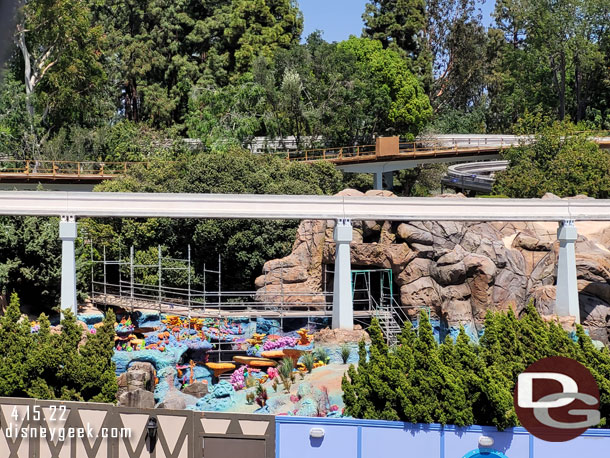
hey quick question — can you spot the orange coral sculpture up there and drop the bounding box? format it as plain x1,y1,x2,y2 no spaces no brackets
296,328,313,346
206,362,236,378
189,360,196,385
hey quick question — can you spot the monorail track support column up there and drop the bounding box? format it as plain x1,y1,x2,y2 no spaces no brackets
60,215,78,317
556,220,580,323
333,218,353,330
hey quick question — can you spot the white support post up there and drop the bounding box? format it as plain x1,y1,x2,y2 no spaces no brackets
373,171,383,190
333,218,353,330
59,215,77,317
556,220,580,323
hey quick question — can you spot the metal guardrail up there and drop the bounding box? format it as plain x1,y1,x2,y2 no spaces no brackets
1,135,607,177
284,144,377,161
91,280,331,317
284,137,521,163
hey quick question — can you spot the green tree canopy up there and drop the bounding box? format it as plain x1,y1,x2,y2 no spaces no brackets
80,150,347,295
493,119,610,198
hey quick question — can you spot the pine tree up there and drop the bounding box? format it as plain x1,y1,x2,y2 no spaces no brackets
26,312,58,399
79,309,118,403
362,0,427,61
0,293,31,396
574,325,610,427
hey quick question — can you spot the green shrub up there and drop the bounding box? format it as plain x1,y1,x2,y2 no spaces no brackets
0,293,117,403
302,352,315,373
314,347,330,365
340,344,351,364
342,308,610,429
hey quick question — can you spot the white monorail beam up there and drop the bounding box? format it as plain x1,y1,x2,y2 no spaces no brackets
1,191,610,221
1,191,604,326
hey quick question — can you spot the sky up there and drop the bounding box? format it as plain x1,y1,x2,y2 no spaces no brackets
300,0,496,43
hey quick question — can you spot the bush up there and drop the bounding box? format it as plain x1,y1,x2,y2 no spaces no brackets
313,347,330,365
340,344,351,364
493,121,610,198
342,308,610,429
302,352,315,373
0,293,117,402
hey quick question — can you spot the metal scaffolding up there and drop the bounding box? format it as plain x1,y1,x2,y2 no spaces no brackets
90,245,412,345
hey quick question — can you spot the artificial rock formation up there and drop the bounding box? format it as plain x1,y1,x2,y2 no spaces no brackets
255,190,610,343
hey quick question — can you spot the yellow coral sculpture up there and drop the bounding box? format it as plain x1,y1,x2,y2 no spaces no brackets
162,315,182,327
246,333,266,346
296,328,313,346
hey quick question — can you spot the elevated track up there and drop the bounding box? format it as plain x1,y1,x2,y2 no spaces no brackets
1,135,608,189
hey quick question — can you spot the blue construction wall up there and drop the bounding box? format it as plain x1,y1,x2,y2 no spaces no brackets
276,416,610,458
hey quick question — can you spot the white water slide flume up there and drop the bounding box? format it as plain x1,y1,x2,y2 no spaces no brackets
0,190,609,221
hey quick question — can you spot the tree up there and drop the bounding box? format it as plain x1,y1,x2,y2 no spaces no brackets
92,0,302,128
78,309,118,403
13,0,107,154
426,0,488,112
0,293,31,396
338,37,432,140
488,0,610,127
0,216,89,309
343,305,610,429
78,150,347,296
0,293,117,402
493,120,610,198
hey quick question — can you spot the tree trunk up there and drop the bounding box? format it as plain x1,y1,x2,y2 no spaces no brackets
15,20,38,156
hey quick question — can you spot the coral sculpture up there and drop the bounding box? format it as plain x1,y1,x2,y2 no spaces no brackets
296,328,313,346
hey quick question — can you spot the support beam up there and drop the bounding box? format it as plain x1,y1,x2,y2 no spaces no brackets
59,215,77,317
556,220,580,323
332,219,353,330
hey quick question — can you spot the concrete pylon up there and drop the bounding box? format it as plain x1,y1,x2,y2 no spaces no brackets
556,220,580,323
373,171,383,190
373,170,394,190
332,218,353,330
59,215,78,317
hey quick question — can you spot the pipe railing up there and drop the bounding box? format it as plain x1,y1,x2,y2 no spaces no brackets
0,159,148,177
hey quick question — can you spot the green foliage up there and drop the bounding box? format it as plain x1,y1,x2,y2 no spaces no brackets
338,37,432,140
313,347,330,365
487,0,610,130
0,216,91,309
80,149,346,295
302,352,315,373
362,0,430,85
0,294,117,403
91,0,302,128
493,121,610,198
396,164,447,196
340,343,351,364
187,35,432,147
343,306,610,429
